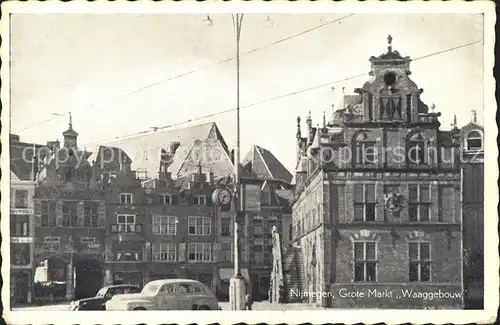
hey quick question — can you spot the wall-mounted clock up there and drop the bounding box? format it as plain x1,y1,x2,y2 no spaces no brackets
212,187,233,206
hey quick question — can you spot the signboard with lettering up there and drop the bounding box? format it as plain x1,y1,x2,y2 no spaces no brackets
245,184,261,212
11,237,33,243
11,208,33,215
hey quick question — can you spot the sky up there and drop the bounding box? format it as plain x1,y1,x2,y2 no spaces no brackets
10,13,484,173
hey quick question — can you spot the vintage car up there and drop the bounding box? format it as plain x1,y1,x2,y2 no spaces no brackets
105,279,221,311
69,284,141,310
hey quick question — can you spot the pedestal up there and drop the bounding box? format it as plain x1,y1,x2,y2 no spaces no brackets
229,274,246,310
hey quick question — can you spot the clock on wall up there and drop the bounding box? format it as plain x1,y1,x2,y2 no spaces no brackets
212,187,233,206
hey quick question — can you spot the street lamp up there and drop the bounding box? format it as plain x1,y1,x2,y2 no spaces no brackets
204,13,273,311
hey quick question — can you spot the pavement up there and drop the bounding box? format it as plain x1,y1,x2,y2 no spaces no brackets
12,301,318,311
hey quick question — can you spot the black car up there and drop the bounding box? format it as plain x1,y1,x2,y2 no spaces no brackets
69,284,141,310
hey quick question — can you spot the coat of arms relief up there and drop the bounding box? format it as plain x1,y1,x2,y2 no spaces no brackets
383,192,404,213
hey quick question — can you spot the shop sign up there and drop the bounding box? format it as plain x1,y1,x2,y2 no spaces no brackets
11,208,33,215
11,237,33,244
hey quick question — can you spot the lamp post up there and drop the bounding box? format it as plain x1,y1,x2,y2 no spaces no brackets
231,13,246,311
205,13,273,310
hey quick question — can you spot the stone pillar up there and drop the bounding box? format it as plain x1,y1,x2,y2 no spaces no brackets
65,255,74,300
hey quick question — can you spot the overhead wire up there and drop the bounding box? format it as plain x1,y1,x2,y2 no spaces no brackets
13,14,355,134
85,39,482,147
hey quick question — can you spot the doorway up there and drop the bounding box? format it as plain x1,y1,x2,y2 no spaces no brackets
75,258,103,299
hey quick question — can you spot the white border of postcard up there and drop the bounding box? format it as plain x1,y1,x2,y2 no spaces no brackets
1,1,497,325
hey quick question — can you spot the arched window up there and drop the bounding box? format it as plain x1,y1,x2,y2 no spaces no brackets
466,130,483,151
354,131,377,165
408,132,426,165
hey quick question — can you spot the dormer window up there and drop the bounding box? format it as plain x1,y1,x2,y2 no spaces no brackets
466,130,483,151
159,194,171,205
120,193,133,205
194,196,206,206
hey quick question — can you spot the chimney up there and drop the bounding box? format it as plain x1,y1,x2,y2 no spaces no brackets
10,134,20,143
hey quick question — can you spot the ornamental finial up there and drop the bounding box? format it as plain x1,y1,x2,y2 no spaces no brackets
387,35,393,52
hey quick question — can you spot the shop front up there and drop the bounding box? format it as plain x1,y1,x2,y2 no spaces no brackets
10,270,32,305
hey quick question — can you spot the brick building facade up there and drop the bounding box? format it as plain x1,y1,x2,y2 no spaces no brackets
32,119,107,301
458,115,484,309
290,37,463,309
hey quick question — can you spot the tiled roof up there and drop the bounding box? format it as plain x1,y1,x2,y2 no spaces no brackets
242,145,293,184
89,122,226,180
89,145,133,170
10,142,45,181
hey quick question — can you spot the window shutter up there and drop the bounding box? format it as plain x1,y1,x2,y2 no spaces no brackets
178,243,186,262
213,243,221,262
98,201,105,228
172,195,179,205
34,200,42,227
77,201,84,227
206,194,213,207
56,200,63,227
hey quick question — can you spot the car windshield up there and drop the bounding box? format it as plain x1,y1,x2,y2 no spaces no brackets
96,288,107,297
141,283,160,296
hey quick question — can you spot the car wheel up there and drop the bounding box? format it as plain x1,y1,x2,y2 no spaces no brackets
197,306,210,310
133,307,146,311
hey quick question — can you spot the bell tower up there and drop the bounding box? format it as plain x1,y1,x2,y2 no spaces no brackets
62,112,79,148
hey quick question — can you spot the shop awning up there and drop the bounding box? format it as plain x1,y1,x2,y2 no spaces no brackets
219,268,250,282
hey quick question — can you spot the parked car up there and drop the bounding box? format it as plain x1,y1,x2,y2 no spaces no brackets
69,284,141,310
105,279,221,311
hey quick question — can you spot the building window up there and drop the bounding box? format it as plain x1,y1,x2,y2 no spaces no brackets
188,217,211,235
43,237,60,251
159,194,171,205
14,190,28,208
84,202,99,227
152,216,177,235
409,242,431,282
62,201,78,227
354,242,377,282
354,132,377,165
116,252,143,262
466,131,483,151
152,243,177,261
409,184,431,222
354,184,376,221
10,215,29,236
187,243,211,262
408,132,426,165
254,245,263,253
288,224,293,241
41,201,57,227
120,193,133,205
117,214,136,233
221,217,231,237
221,242,232,262
11,243,30,266
194,196,206,206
